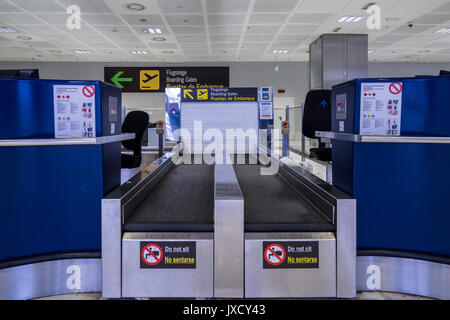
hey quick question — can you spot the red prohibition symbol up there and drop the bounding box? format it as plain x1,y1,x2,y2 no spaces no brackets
389,82,402,95
82,85,95,98
264,243,286,266
141,243,163,266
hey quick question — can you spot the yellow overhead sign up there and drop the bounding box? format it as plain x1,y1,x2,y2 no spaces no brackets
140,70,160,90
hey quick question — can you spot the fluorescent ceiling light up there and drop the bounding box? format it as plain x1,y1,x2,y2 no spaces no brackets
0,27,15,32
435,27,450,34
339,16,364,23
132,50,147,55
368,50,374,54
273,50,288,54
75,50,91,54
142,28,162,34
152,37,166,41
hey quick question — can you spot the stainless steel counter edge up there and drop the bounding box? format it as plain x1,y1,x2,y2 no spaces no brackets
0,133,135,147
316,131,450,144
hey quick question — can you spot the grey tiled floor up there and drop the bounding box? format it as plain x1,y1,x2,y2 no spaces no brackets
33,291,433,300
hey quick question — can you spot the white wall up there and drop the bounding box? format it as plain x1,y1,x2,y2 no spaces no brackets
0,60,449,122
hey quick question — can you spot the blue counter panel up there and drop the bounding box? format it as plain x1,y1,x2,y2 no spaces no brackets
0,78,122,262
332,76,450,258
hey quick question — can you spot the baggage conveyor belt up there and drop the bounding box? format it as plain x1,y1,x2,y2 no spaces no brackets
124,163,215,232
123,155,334,233
233,163,335,233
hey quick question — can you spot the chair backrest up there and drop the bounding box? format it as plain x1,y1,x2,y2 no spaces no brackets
121,110,149,152
302,89,332,140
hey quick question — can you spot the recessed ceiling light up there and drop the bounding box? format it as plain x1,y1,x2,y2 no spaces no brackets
273,50,288,54
368,50,374,54
142,27,162,34
152,37,166,41
126,3,145,11
0,27,15,33
17,36,32,40
132,50,148,55
75,50,91,54
436,27,450,34
339,16,364,23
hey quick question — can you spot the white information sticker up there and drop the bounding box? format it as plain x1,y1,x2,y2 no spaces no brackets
259,101,273,120
359,82,403,136
53,85,96,138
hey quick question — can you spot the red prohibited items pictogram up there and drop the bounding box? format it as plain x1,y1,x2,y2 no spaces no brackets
264,243,286,266
389,83,402,95
141,243,163,266
82,85,95,97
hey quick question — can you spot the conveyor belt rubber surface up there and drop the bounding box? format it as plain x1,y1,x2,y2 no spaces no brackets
233,163,335,232
124,164,214,232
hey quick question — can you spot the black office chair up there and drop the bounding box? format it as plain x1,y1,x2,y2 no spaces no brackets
302,89,332,162
121,110,149,169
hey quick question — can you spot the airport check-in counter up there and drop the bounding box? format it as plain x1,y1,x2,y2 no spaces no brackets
101,152,356,298
317,76,450,299
0,77,134,299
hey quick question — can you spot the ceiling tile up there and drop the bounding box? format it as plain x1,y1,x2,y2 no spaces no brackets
432,2,450,13
207,0,250,13
275,34,308,42
95,26,134,36
209,25,243,34
0,13,43,24
183,48,209,54
165,14,204,26
392,24,435,34
249,13,289,24
15,25,62,35
246,24,281,34
176,35,208,43
179,42,209,48
82,14,125,26
282,24,320,33
171,26,205,35
412,13,450,24
9,0,63,13
270,41,303,49
288,13,331,24
120,14,165,26
0,1,22,12
253,0,299,13
148,42,179,49
240,42,270,49
210,34,241,42
297,0,349,13
157,0,202,14
208,14,246,25
57,0,114,14
374,34,414,42
243,34,275,41
210,42,239,48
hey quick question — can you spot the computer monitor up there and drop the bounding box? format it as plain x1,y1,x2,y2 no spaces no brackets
0,69,39,79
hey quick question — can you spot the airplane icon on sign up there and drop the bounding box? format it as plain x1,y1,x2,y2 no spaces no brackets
142,73,158,83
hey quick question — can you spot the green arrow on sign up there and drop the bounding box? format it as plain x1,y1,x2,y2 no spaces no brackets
110,71,133,88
